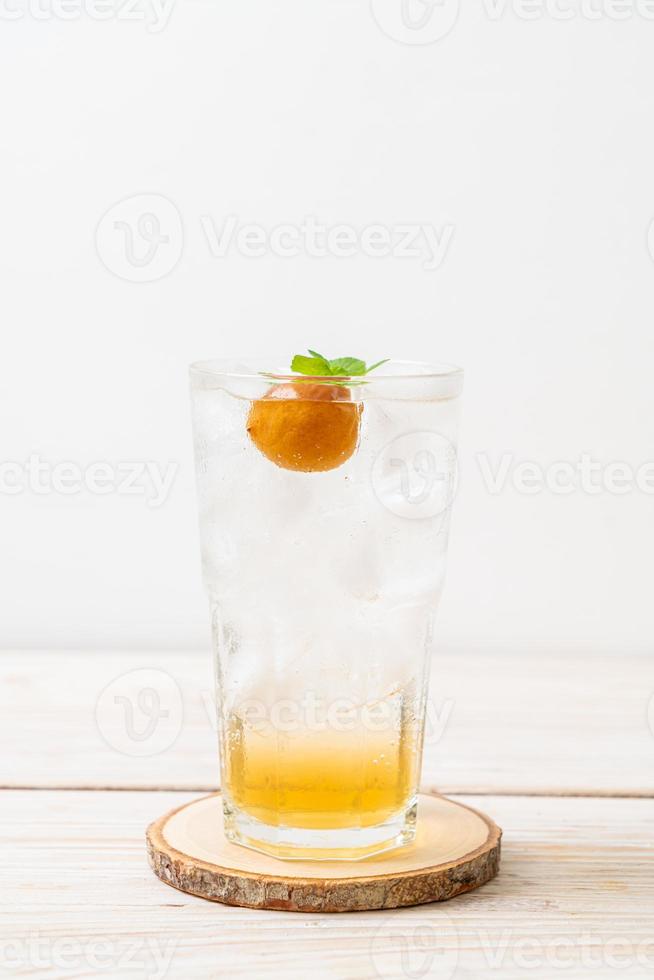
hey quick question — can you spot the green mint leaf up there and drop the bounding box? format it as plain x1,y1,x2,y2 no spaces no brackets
289,351,388,381
328,357,367,376
291,354,332,376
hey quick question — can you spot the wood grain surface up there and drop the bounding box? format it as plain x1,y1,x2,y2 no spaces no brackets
2,649,652,978
2,789,653,978
1,649,652,795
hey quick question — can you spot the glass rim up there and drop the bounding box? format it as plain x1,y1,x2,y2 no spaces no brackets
189,357,464,383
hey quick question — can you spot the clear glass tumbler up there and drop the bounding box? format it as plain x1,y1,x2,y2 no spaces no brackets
190,358,463,860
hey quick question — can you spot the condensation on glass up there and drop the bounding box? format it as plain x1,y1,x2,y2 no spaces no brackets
190,358,463,860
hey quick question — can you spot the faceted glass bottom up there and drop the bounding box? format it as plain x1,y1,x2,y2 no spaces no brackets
222,796,418,861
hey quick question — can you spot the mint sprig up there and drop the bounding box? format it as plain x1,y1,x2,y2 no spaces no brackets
290,350,389,379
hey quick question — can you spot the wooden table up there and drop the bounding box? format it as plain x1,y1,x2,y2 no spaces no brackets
2,650,652,978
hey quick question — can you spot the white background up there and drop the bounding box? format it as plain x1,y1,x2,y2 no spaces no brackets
1,0,653,654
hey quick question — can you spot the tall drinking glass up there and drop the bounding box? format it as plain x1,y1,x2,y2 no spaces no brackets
190,358,463,860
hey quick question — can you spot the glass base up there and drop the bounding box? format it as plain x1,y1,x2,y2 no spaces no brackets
222,797,418,861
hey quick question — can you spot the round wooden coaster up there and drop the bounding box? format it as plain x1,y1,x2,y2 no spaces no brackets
147,793,501,912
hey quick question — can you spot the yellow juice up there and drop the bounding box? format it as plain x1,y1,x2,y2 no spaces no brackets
224,707,419,830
